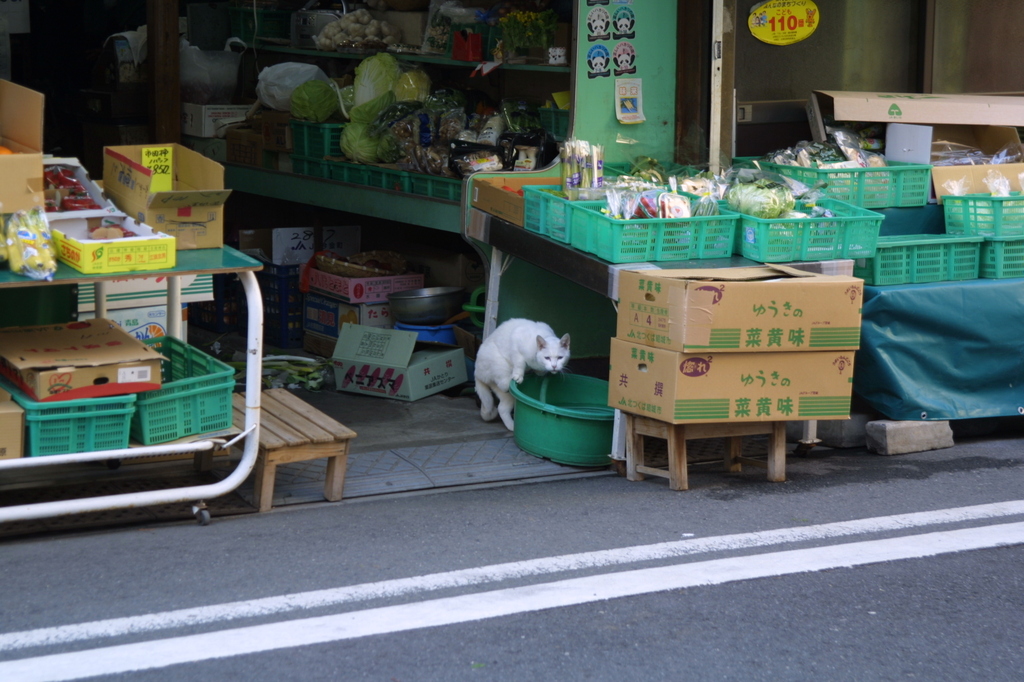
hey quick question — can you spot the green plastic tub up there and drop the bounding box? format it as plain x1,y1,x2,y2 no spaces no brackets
509,373,614,467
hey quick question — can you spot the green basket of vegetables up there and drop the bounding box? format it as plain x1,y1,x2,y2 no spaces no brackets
760,160,932,209
736,198,884,263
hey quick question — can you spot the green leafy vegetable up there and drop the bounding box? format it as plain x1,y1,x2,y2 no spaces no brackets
354,53,401,107
340,122,380,164
290,80,340,123
725,179,795,219
393,68,431,102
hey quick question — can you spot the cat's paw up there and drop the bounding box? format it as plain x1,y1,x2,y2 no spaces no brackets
511,371,524,384
480,407,497,421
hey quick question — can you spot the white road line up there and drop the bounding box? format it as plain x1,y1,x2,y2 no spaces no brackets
2,499,1023,652
3,521,1023,682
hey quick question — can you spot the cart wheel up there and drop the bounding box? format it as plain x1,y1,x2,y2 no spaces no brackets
192,503,211,526
105,459,121,470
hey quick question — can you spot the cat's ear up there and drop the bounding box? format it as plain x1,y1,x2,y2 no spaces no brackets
536,335,548,350
560,333,570,349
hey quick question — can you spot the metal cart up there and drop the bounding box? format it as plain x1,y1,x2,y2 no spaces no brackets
0,247,264,526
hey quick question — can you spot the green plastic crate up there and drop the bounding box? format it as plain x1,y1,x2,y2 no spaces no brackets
290,120,346,159
364,165,411,193
852,233,983,285
761,160,933,208
980,236,1024,279
523,186,602,244
737,199,884,263
943,192,1024,237
408,173,462,201
130,337,236,445
539,107,569,141
2,379,136,457
290,155,333,179
229,7,292,44
329,160,371,185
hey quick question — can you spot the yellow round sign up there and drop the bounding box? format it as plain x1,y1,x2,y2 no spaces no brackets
748,0,819,46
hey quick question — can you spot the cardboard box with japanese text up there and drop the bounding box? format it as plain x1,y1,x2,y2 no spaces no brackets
304,292,391,338
0,79,45,213
0,318,164,402
0,386,23,459
616,265,864,353
103,143,232,249
330,324,466,401
608,338,855,424
303,264,424,304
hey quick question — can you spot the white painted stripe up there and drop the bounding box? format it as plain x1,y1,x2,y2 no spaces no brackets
3,521,1023,682
3,499,1024,652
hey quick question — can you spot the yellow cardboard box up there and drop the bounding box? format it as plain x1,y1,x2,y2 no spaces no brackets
50,213,176,275
608,338,855,424
616,265,863,353
0,386,24,459
102,143,232,249
470,175,555,227
0,79,45,212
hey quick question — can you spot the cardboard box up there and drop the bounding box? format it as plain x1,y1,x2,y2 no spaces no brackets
259,110,293,152
77,274,213,313
0,79,45,213
608,338,855,424
103,143,233,249
50,213,177,275
304,292,391,338
402,243,485,289
304,330,338,358
330,324,467,401
806,91,1024,143
81,122,150,177
616,265,864,353
239,227,315,266
0,386,24,459
470,174,557,227
0,318,165,402
303,264,425,304
319,225,362,257
181,102,250,138
79,305,189,343
43,157,118,219
225,125,265,167
886,123,1024,202
181,134,228,163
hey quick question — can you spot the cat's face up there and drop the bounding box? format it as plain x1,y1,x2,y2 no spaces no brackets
535,334,571,373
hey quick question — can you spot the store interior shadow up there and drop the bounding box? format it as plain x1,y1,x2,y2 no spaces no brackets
0,472,257,540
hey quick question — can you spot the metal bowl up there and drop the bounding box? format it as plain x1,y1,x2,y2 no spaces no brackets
387,287,466,325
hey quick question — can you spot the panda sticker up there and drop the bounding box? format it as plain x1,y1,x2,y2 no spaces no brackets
612,41,636,76
586,7,611,42
611,7,635,40
586,44,611,79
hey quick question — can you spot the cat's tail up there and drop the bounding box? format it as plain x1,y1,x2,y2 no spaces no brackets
475,379,498,422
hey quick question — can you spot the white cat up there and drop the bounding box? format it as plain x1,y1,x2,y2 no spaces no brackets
474,318,571,432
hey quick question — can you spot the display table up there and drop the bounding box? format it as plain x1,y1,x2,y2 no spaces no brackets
856,278,1024,421
0,247,265,525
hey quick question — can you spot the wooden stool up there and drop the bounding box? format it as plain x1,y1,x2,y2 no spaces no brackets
625,414,786,491
232,388,357,512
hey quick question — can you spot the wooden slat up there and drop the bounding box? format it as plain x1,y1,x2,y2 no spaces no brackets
232,393,291,450
264,389,356,442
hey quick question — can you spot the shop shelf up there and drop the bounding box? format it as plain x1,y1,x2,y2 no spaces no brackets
290,154,334,179
980,236,1024,279
408,173,462,201
290,120,346,159
2,379,136,457
229,7,292,44
539,107,569,141
131,336,236,445
522,185,602,244
188,273,242,333
241,261,304,349
942,192,1024,237
852,233,983,285
760,160,933,209
736,199,884,263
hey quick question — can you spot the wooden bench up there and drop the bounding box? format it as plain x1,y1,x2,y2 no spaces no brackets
625,414,786,491
232,388,357,512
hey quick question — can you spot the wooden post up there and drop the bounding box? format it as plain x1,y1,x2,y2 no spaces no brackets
148,0,180,144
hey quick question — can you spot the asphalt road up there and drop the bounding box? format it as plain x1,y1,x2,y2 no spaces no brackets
1,430,1023,681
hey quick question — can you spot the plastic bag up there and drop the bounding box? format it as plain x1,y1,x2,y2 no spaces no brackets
256,62,331,112
4,207,57,281
180,38,245,105
983,169,1011,197
941,176,971,196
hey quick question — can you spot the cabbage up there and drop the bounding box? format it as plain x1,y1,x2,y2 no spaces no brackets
339,85,355,120
394,68,431,102
354,53,401,106
376,134,401,164
340,123,380,164
725,180,795,219
349,90,396,125
290,80,339,122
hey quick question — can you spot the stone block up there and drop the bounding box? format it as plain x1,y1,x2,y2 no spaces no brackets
787,412,873,448
864,420,954,456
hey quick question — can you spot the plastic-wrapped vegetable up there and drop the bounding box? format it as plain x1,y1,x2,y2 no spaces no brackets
338,84,355,120
4,207,57,281
725,179,795,219
393,68,431,102
500,98,542,132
